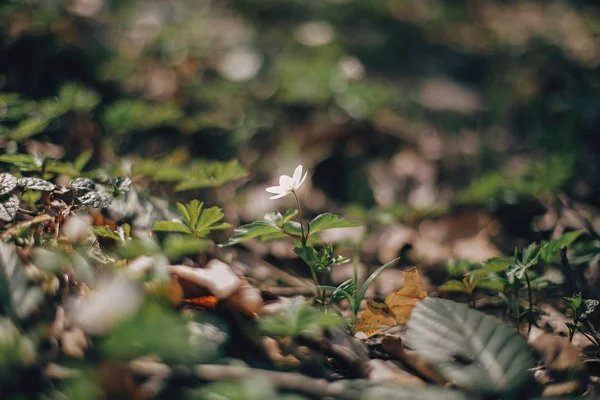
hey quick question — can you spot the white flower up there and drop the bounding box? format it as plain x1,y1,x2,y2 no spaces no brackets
265,165,308,200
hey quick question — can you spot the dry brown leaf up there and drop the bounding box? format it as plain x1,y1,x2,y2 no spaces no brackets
224,282,263,317
168,259,242,299
382,335,447,385
384,267,428,324
355,267,428,338
354,298,397,338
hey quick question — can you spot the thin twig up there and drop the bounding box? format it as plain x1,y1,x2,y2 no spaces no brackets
194,364,360,400
0,214,54,240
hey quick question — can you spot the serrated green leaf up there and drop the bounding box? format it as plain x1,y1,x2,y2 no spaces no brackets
185,200,203,229
264,210,283,228
405,297,536,394
283,220,303,236
438,280,469,293
176,202,191,225
0,242,43,320
308,213,361,235
195,206,227,237
220,222,281,246
152,221,193,234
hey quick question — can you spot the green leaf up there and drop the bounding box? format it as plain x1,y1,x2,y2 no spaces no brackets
0,242,43,320
184,200,203,230
539,231,584,263
283,220,303,237
100,300,228,364
118,238,162,259
91,226,121,241
73,149,93,172
259,297,343,338
0,318,37,384
220,222,281,246
405,297,536,395
0,154,38,169
355,258,400,308
176,202,191,225
195,206,228,237
152,221,193,234
174,159,249,191
308,213,361,235
264,210,284,228
468,257,511,280
282,208,298,224
163,235,211,260
438,280,469,293
294,245,321,270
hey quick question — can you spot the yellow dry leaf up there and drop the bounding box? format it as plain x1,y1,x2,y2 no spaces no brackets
355,267,428,338
384,267,428,324
354,298,397,338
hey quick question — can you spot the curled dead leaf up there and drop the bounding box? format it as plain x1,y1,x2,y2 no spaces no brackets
169,259,242,299
355,267,428,338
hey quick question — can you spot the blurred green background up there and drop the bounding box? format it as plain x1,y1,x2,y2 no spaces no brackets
2,0,600,220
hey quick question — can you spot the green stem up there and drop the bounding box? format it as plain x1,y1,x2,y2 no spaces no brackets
513,282,520,327
525,272,534,334
292,190,307,246
293,190,321,302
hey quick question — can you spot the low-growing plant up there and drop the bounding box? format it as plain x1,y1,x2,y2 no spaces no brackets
440,231,583,330
222,165,360,304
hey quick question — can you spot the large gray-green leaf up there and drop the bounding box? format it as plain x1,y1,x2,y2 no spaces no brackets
405,297,535,395
0,242,43,319
0,173,17,195
0,194,19,222
17,177,56,191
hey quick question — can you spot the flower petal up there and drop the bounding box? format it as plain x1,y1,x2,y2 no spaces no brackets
265,186,283,194
297,171,308,188
269,192,289,200
292,165,303,185
279,175,294,190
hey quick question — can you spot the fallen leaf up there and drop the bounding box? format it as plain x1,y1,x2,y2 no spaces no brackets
182,296,219,309
384,267,428,324
354,298,396,338
382,335,447,385
169,259,242,299
224,282,263,317
355,267,428,337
